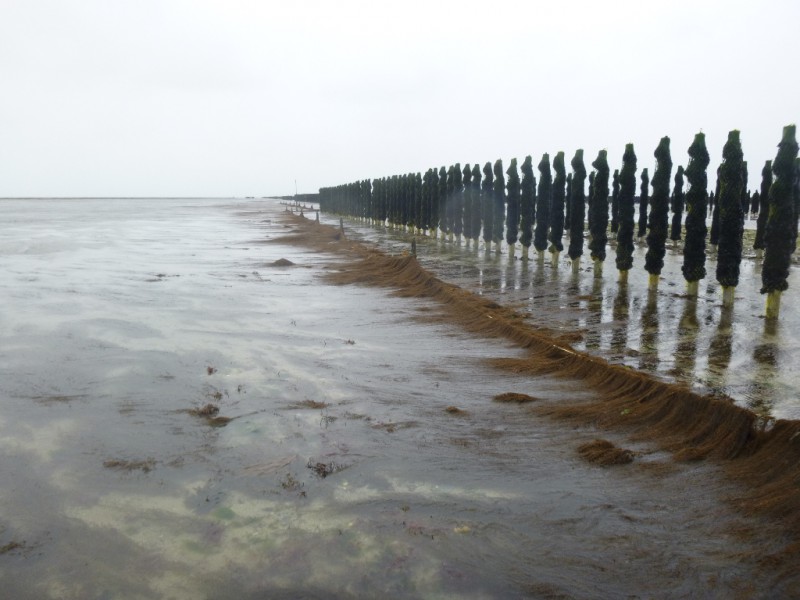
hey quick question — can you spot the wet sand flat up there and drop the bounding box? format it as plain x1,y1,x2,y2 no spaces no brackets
0,198,796,598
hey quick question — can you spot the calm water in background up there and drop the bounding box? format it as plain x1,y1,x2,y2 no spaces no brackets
0,198,795,599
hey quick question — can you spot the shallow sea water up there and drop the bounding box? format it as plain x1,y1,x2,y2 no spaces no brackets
0,198,796,599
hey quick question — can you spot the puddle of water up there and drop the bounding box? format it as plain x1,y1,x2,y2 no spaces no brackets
0,199,794,598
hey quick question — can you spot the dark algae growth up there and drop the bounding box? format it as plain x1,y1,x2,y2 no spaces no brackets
670,165,685,243
681,132,711,295
505,158,520,253
611,168,620,235
645,136,673,287
548,151,567,256
715,130,745,306
753,160,773,252
588,149,610,267
761,124,799,318
637,167,649,238
568,149,586,268
481,162,494,248
519,155,535,256
492,159,505,247
534,153,552,255
615,143,637,278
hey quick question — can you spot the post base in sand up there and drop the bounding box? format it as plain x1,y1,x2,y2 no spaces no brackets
686,280,699,297
722,286,735,307
766,291,781,319
593,259,603,278
648,273,659,290
618,270,629,284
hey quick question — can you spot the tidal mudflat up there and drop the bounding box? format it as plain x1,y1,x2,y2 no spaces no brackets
0,198,795,598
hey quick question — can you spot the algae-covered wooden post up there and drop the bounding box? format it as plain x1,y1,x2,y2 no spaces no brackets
548,152,566,267
453,164,464,243
568,149,586,273
565,172,573,237
437,166,448,239
462,164,473,247
615,143,637,284
670,165,685,245
637,168,650,238
709,166,722,249
414,172,423,235
470,163,482,248
793,157,800,253
707,189,714,219
589,149,610,278
445,165,455,241
587,171,595,241
481,162,494,252
761,125,799,318
492,159,506,252
740,162,749,222
610,168,620,237
750,188,760,219
715,130,745,307
421,169,431,235
645,136,673,291
681,133,710,297
505,158,520,258
534,153,552,263
519,155,535,260
430,169,440,238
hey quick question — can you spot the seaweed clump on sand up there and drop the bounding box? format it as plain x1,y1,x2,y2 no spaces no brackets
492,392,539,404
188,403,219,417
103,458,156,473
307,460,348,479
184,403,233,427
578,439,635,466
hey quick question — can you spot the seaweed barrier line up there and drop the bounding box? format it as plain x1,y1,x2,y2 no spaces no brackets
276,212,800,562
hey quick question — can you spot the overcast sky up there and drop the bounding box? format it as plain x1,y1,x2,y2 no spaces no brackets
1,0,797,197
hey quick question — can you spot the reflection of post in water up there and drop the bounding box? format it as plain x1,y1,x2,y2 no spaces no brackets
610,283,630,359
674,297,700,385
707,305,734,387
585,276,604,351
747,319,780,417
638,289,660,372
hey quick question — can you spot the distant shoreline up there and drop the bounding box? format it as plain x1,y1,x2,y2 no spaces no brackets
0,196,279,200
